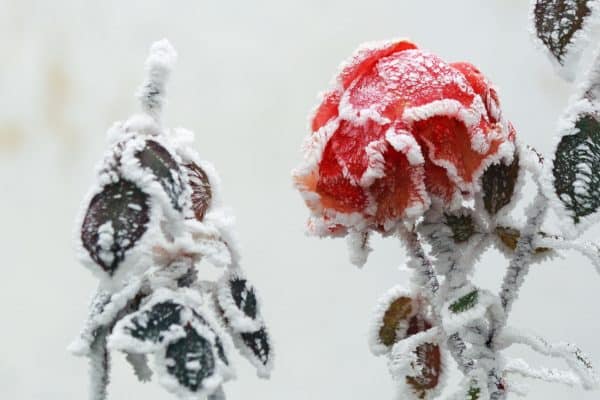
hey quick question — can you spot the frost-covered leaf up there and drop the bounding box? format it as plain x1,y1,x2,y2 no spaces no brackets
81,180,150,274
481,153,520,215
369,286,436,356
448,290,478,313
553,114,600,225
163,325,217,393
405,342,443,399
379,296,413,347
110,290,232,365
216,271,263,332
467,386,481,400
532,0,600,79
213,271,273,377
184,162,212,221
441,286,501,335
495,226,551,253
444,213,476,243
125,300,186,346
135,140,184,211
238,328,272,373
389,329,444,400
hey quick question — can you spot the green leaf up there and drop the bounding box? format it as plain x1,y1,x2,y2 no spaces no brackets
126,301,184,343
533,0,593,64
379,296,413,347
449,290,478,313
553,115,600,224
444,213,476,243
481,153,520,215
467,385,481,400
165,325,216,392
229,278,258,320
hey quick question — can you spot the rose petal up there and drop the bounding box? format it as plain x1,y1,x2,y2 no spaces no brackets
339,40,418,89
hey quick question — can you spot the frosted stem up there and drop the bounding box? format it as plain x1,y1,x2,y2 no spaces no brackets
499,192,548,315
399,226,439,298
89,327,110,400
137,39,177,122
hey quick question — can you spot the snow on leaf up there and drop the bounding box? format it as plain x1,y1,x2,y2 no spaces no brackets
495,226,551,254
467,386,481,400
480,152,520,216
380,296,414,347
553,114,600,226
135,140,184,212
369,286,425,355
81,180,150,275
532,0,600,80
444,213,476,243
441,286,501,335
405,342,443,400
216,270,264,332
239,328,272,372
184,162,212,221
388,329,445,400
125,300,186,346
164,325,217,393
448,290,478,314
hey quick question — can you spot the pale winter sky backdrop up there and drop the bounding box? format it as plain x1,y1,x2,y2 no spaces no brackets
0,1,598,399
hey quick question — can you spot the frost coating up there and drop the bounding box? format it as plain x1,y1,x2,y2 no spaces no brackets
293,40,515,241
531,0,600,81
71,39,273,400
296,33,600,400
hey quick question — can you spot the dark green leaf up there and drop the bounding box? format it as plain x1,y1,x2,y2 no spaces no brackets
165,325,216,392
444,213,476,243
533,0,592,63
240,328,271,367
467,385,481,400
126,301,184,343
449,290,479,313
230,278,258,320
81,179,149,274
481,153,520,215
553,114,600,224
136,140,184,211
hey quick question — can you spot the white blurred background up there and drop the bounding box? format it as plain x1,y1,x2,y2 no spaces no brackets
1,1,598,399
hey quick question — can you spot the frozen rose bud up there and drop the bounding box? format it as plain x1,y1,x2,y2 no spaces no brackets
294,40,515,235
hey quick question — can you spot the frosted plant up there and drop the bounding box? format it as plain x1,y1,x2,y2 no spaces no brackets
292,2,600,397
69,39,273,400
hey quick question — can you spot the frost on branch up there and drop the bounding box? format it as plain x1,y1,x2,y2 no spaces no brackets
531,0,600,80
71,39,273,400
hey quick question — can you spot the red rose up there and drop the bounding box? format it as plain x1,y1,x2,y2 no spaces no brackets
293,40,515,235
